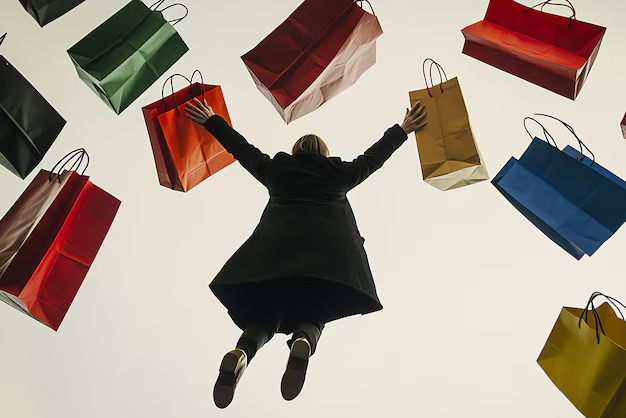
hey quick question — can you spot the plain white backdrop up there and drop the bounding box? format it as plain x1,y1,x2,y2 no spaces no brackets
0,0,624,417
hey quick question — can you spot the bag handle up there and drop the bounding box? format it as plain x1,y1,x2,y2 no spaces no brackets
524,0,576,26
578,292,626,344
0,33,6,47
149,0,189,25
523,117,558,148
422,58,448,97
354,0,376,16
48,149,90,183
534,113,595,164
161,71,206,116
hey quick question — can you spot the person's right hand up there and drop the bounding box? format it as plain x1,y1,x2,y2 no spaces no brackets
400,101,427,135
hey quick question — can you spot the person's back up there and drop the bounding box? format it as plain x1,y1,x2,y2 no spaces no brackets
265,151,348,204
184,97,427,408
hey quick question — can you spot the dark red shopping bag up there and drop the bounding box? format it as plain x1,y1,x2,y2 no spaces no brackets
461,0,605,100
142,72,235,192
241,0,383,124
0,149,121,330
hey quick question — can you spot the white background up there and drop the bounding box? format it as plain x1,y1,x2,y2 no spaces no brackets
0,0,624,417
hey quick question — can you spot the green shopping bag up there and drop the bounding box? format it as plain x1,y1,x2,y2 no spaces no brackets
67,0,189,114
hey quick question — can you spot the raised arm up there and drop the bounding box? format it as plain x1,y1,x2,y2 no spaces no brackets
340,102,427,191
186,98,271,185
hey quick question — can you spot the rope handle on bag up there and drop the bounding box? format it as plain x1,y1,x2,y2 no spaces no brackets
149,0,189,25
354,0,376,16
422,58,448,97
161,71,206,116
578,292,626,344
524,0,576,26
0,33,6,47
534,113,595,164
48,149,90,183
523,117,559,148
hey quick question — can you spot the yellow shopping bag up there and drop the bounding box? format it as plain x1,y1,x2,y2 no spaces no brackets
538,292,626,418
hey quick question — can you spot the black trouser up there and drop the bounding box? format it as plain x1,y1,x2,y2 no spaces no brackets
236,319,325,362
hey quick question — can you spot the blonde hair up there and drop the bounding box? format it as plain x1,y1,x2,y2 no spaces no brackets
292,134,330,157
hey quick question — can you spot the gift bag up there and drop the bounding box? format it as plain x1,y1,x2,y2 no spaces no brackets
620,113,626,140
0,33,66,179
492,115,626,259
538,292,626,418
19,0,85,27
461,0,605,100
241,0,383,124
0,149,121,330
142,72,236,192
67,0,189,114
408,59,489,191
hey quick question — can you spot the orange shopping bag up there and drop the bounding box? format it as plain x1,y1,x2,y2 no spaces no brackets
142,71,235,192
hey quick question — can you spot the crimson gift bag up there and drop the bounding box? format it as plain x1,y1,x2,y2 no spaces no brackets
241,0,383,124
461,0,605,100
0,149,121,330
142,71,235,192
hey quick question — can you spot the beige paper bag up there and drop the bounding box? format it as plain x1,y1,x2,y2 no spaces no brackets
409,60,489,191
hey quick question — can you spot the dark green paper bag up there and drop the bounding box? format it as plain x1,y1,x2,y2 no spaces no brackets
67,0,189,114
19,0,86,27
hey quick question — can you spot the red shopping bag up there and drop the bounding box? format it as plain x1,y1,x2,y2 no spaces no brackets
142,72,235,192
241,0,383,124
461,0,605,100
0,149,121,330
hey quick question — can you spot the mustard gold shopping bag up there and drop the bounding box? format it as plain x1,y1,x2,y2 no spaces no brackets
408,59,489,191
538,292,626,417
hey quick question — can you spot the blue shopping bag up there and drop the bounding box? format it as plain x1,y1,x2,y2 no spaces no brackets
493,115,626,260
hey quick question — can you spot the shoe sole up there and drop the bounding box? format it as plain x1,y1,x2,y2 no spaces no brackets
281,340,310,401
213,352,240,409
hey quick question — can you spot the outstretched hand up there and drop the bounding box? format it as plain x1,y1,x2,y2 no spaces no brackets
400,101,427,135
186,98,216,125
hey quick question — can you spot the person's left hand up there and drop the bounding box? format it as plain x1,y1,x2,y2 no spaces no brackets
186,98,215,125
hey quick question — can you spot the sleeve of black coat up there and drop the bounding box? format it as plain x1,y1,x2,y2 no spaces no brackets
340,124,408,190
203,115,271,186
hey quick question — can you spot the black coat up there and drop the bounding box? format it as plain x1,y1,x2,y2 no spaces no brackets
203,116,408,334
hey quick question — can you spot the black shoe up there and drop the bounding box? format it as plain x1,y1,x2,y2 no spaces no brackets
213,348,247,409
281,337,311,401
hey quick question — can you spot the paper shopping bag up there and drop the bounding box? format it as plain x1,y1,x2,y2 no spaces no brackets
67,0,189,114
0,33,66,179
538,293,626,418
408,59,489,191
19,0,85,27
492,115,626,259
241,0,383,124
0,150,121,330
461,0,605,100
142,72,235,192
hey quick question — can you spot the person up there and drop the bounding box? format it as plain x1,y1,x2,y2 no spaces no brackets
186,98,427,408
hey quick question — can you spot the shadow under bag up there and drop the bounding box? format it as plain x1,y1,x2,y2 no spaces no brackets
492,115,626,260
0,33,66,179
